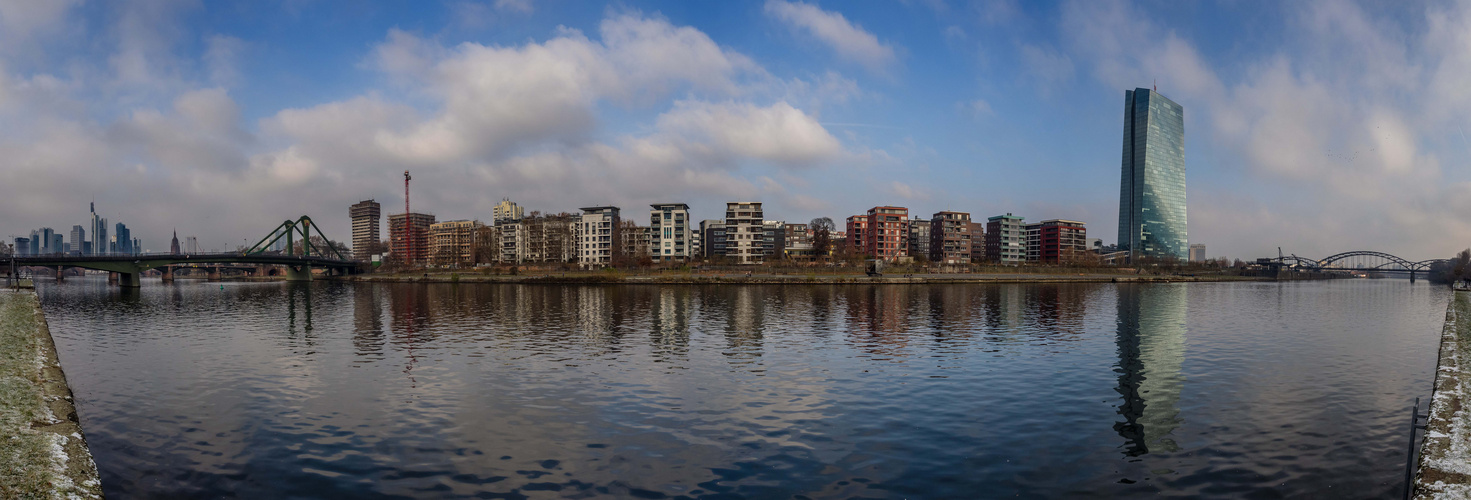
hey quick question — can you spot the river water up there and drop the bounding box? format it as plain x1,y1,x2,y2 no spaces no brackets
36,279,1447,498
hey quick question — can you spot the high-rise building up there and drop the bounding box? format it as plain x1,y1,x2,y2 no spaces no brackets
723,202,765,265
428,219,482,266
185,236,198,254
115,223,132,255
13,237,29,256
577,206,620,268
845,215,867,256
649,203,692,262
69,226,86,256
28,230,40,255
350,199,381,261
861,206,909,262
170,230,180,254
493,198,525,225
760,220,785,261
132,238,141,255
930,211,973,265
986,214,1025,264
388,213,437,266
907,217,931,261
619,221,652,261
49,233,62,255
1189,244,1206,262
1119,87,1187,261
90,201,108,256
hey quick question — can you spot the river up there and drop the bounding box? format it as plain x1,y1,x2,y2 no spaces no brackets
35,279,1447,498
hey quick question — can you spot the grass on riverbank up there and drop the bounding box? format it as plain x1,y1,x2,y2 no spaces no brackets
0,292,92,499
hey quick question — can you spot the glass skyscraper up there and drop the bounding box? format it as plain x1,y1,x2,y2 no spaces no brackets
1118,88,1187,261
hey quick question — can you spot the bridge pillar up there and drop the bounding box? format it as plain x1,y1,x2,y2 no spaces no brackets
208,266,222,282
118,271,141,287
286,264,312,282
55,266,64,282
108,272,118,285
162,266,174,283
1411,271,1417,284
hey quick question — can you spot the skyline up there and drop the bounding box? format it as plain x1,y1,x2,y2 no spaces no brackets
3,1,1470,260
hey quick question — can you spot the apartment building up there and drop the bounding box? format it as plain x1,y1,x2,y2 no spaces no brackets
349,199,381,261
700,220,726,259
845,215,867,256
862,206,908,262
760,220,785,261
428,219,482,267
907,217,931,261
578,206,620,268
1025,219,1088,264
783,223,817,261
620,222,652,261
649,203,692,262
493,198,524,225
985,213,1025,264
388,212,436,266
929,211,973,265
724,202,766,264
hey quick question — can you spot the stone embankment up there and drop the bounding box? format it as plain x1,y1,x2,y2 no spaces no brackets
0,290,102,499
1417,290,1471,498
338,272,1277,285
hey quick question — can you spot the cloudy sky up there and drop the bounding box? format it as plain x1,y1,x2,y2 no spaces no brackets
2,0,1469,260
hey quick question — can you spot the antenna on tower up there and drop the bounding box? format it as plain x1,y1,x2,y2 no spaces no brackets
1154,79,1157,93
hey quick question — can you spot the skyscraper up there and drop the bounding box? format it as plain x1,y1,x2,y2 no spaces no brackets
350,199,381,261
70,225,85,255
170,230,181,255
1118,88,1187,261
90,202,108,256
114,222,132,255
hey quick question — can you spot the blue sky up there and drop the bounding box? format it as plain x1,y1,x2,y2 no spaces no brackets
2,0,1469,260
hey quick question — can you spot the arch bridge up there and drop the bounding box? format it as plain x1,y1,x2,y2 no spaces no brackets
1263,251,1448,278
4,216,362,287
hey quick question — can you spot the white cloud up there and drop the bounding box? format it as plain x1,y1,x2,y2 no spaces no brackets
654,100,841,166
203,35,246,86
764,0,897,73
0,0,79,43
1018,43,1074,86
494,0,532,14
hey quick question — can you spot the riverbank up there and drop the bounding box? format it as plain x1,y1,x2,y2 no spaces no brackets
1416,291,1471,498
334,270,1290,285
0,290,101,499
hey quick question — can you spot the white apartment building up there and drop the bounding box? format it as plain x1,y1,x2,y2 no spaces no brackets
724,201,765,265
649,203,692,262
578,206,620,268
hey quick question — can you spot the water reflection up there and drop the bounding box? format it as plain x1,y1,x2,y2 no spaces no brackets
1114,284,1187,456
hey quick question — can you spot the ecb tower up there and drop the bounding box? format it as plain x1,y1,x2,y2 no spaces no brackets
1118,88,1187,261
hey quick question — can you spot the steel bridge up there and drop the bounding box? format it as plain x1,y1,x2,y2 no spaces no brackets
4,216,361,287
1261,251,1448,278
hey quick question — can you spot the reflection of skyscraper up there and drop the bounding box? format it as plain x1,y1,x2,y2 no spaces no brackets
1118,88,1187,261
1113,284,1187,456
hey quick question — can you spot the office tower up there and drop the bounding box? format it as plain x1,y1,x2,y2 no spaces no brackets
28,231,39,255
114,223,132,255
185,236,198,253
49,232,62,255
14,237,29,256
1189,244,1206,262
577,206,620,268
493,198,524,225
90,202,108,255
986,214,1025,264
350,199,382,261
1119,88,1187,261
132,238,141,255
170,230,181,254
649,203,692,262
70,226,86,255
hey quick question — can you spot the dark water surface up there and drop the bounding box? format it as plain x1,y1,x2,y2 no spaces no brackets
37,279,1447,498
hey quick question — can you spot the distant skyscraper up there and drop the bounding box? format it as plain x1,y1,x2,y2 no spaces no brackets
132,238,141,255
90,202,108,256
1118,88,1187,261
69,225,85,255
185,236,198,253
1188,244,1206,262
350,199,381,261
170,230,181,255
50,233,63,255
114,222,132,255
14,237,29,256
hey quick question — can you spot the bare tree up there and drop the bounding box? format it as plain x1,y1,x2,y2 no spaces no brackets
810,217,835,260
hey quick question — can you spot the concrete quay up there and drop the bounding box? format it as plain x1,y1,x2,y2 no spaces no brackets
0,290,102,499
1416,290,1471,498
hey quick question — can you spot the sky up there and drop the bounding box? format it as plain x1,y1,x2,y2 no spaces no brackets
2,0,1470,261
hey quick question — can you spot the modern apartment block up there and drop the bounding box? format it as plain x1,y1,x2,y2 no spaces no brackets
986,213,1025,264
760,220,785,261
968,221,986,263
724,202,765,264
620,222,652,260
700,220,726,259
649,203,692,262
389,212,437,266
577,206,620,268
1024,219,1087,264
493,198,524,225
907,217,931,261
428,219,482,266
1119,87,1187,261
350,199,381,261
845,215,867,256
1189,243,1206,262
929,211,973,265
783,223,816,261
861,206,908,262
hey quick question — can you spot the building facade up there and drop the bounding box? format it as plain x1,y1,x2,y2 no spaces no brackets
649,203,692,262
493,198,524,225
428,219,482,266
845,215,867,257
700,220,726,260
620,222,652,261
760,220,785,261
389,212,437,266
578,206,620,268
907,217,931,262
1119,87,1188,261
69,226,85,256
929,211,973,265
861,206,908,262
986,213,1025,264
350,199,381,261
724,202,765,264
115,223,133,255
1029,219,1087,264
1189,243,1206,262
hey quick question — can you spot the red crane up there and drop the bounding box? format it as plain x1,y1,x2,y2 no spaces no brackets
404,170,412,267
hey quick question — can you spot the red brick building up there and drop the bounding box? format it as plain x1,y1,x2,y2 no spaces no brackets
1033,219,1087,263
861,206,908,262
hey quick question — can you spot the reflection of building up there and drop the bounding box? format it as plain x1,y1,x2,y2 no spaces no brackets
1113,284,1187,456
1118,87,1187,261
389,212,436,265
350,199,381,261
